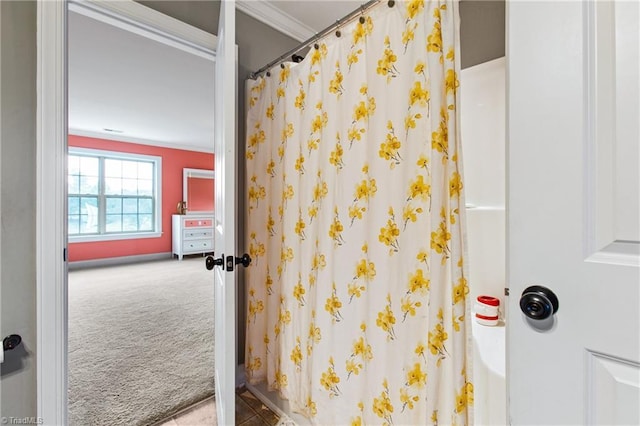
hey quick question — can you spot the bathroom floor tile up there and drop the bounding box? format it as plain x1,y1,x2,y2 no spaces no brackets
238,389,264,411
157,388,279,426
238,388,279,425
236,395,257,424
238,415,271,426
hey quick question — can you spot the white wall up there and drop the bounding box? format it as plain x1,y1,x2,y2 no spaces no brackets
460,57,506,310
0,0,38,418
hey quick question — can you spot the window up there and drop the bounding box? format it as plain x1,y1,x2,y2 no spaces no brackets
68,148,162,241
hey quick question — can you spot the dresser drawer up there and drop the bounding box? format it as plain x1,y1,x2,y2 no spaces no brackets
184,219,212,227
183,239,212,252
184,229,212,239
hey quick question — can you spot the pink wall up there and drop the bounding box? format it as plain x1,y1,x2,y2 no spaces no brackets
68,135,214,262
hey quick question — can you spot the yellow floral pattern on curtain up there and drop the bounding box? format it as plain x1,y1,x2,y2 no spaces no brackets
246,1,472,424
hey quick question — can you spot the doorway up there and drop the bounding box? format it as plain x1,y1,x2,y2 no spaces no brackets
37,1,218,423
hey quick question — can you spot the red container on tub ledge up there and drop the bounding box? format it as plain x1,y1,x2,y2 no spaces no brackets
475,295,500,326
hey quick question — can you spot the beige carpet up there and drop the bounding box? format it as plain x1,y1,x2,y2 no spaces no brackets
68,257,215,426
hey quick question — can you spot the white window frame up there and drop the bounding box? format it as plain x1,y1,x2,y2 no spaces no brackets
68,147,162,242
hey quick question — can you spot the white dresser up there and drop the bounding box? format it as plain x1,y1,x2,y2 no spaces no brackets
172,214,214,260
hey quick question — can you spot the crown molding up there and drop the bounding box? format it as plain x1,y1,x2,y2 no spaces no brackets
69,0,217,59
236,1,315,42
69,129,214,154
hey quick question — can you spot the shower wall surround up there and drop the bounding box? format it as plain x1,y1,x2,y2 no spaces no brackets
460,57,506,309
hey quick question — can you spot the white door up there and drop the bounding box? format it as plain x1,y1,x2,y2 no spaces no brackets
507,1,639,424
212,0,238,424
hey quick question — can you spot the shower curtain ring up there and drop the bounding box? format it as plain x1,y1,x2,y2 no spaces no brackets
358,4,367,24
358,5,366,24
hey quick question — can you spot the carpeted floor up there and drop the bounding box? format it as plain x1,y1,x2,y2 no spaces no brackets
68,257,215,426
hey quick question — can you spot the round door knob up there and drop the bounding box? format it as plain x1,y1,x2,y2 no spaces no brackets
3,334,22,351
519,285,559,320
205,255,224,271
235,253,251,268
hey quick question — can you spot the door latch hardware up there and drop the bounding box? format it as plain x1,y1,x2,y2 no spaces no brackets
3,334,22,352
235,253,252,268
226,255,235,271
519,285,559,320
209,253,251,272
205,254,224,271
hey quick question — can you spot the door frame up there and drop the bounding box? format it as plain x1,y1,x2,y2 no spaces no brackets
36,1,216,423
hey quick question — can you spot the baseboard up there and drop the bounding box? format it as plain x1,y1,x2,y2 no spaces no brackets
68,252,173,270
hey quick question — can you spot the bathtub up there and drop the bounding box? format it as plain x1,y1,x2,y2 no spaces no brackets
247,320,506,426
472,319,506,426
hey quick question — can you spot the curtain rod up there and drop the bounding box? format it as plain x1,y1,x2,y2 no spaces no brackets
250,0,385,79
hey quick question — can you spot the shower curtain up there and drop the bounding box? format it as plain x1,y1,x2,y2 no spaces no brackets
245,1,472,424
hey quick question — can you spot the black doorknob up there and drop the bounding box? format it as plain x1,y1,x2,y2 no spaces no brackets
3,334,22,351
520,285,559,320
205,254,224,271
235,253,252,268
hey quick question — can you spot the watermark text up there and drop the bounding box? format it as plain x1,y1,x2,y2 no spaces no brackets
1,417,44,425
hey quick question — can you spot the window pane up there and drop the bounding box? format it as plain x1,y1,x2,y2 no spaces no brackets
123,198,138,214
68,197,80,215
79,156,99,176
106,197,122,214
80,197,98,214
80,176,99,194
68,155,80,175
138,162,153,180
80,197,99,234
138,198,152,214
104,159,122,178
68,175,80,194
105,178,122,195
138,179,153,196
68,215,80,234
80,214,97,234
139,214,153,231
122,214,138,231
122,178,138,196
106,214,122,232
122,161,138,179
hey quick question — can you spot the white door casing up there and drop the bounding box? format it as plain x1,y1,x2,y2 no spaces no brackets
37,1,68,423
213,1,237,424
0,0,3,415
507,1,639,425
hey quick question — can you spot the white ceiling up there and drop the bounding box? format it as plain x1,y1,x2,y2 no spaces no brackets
68,10,215,152
272,1,361,32
68,2,358,152
238,1,362,42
